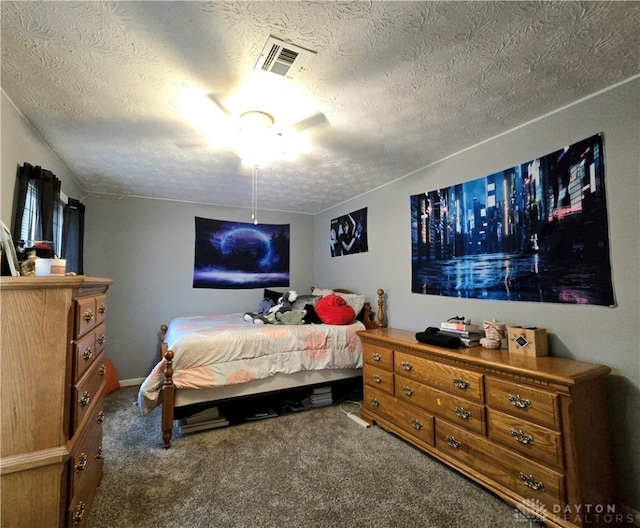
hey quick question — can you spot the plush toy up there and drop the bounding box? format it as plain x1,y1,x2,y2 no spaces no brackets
274,310,306,325
274,290,298,314
243,297,275,325
244,291,299,325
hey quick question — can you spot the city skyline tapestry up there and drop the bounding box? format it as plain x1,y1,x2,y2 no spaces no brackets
193,217,290,289
410,133,615,306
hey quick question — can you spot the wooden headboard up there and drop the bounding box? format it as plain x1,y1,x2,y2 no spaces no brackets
313,287,385,329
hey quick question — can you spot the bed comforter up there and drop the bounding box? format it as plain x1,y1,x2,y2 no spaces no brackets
138,313,365,415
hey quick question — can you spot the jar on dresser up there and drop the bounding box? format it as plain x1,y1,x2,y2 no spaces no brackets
357,327,617,528
1,276,112,528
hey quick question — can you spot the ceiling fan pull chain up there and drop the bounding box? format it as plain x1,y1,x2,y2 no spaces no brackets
252,165,259,225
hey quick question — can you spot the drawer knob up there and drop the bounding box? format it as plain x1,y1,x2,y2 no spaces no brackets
82,347,93,361
410,418,423,430
454,406,472,420
510,429,534,445
79,391,91,407
519,472,545,491
372,353,382,362
98,304,106,315
83,309,94,323
95,446,103,461
508,394,532,409
401,361,414,371
452,377,470,390
73,501,85,524
372,374,382,383
445,436,461,449
98,334,106,346
75,453,87,472
370,397,380,407
99,364,106,376
97,411,105,424
402,386,414,396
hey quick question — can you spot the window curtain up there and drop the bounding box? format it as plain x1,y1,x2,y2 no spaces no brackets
12,162,61,243
62,198,85,274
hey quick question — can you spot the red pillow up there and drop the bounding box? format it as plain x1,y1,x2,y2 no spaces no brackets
314,294,356,325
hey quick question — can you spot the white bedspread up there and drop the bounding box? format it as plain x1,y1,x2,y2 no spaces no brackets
138,313,365,415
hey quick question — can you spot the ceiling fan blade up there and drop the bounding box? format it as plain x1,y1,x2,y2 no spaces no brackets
207,93,233,117
289,111,328,132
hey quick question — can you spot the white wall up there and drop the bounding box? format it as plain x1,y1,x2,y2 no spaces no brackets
83,195,315,380
313,77,640,515
1,90,82,227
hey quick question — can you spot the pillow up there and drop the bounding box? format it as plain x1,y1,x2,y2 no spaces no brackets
314,294,356,325
292,295,322,311
263,288,283,304
311,287,334,298
335,292,366,317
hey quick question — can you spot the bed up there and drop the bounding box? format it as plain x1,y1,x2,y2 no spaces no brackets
138,288,385,448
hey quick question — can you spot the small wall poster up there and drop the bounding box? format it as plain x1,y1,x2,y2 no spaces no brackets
331,207,368,257
193,217,290,289
410,133,615,306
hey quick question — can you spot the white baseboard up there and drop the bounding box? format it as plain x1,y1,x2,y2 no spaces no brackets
119,377,145,388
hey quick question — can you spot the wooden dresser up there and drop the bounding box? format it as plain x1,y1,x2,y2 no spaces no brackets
1,276,112,528
357,328,617,528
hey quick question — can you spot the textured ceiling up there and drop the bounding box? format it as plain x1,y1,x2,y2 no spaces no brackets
2,1,639,214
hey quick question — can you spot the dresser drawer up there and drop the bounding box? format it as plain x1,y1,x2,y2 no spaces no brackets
72,354,106,433
75,296,97,338
94,294,107,326
393,399,435,446
67,465,103,528
396,375,486,435
73,329,98,381
362,343,393,371
363,364,394,394
485,377,560,430
487,409,563,470
69,403,104,501
395,351,484,402
363,385,396,421
436,420,564,509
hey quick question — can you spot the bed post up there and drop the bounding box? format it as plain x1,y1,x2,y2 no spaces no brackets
162,350,175,449
376,288,385,327
362,288,385,329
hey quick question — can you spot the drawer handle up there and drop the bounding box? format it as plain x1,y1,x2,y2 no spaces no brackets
79,391,91,407
510,429,534,445
95,446,103,461
372,374,382,383
452,377,470,390
97,411,105,424
98,334,106,346
445,436,461,449
83,309,94,323
401,361,414,371
75,453,87,472
508,394,532,409
73,501,85,524
372,353,382,362
370,397,380,407
454,406,472,420
402,386,414,396
410,418,423,430
99,364,106,376
82,347,93,361
98,304,106,315
519,472,545,491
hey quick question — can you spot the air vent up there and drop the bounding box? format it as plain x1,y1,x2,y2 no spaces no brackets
254,36,316,80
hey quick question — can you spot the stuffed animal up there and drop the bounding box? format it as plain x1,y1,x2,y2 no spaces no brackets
274,290,298,314
244,290,299,325
243,297,275,325
274,310,306,325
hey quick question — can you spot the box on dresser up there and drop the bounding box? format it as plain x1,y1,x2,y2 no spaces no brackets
357,327,617,528
0,276,112,528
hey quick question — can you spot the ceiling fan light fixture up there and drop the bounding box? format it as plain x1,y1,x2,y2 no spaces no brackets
236,111,284,167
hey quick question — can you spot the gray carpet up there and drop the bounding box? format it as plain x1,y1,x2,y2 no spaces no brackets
87,386,527,528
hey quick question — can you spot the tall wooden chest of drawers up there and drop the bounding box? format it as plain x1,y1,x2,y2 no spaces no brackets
358,328,616,528
1,276,112,528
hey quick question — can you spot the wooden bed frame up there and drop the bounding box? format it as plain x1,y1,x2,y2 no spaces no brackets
160,288,385,448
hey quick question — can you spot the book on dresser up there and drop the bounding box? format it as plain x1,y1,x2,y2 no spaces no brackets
357,326,617,528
